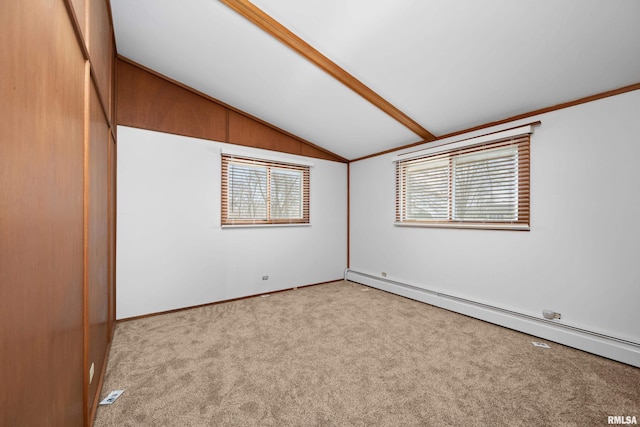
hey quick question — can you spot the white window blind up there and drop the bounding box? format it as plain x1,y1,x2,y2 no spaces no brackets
396,128,532,230
221,154,310,226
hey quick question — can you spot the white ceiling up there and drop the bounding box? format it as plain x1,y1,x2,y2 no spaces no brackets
110,0,640,160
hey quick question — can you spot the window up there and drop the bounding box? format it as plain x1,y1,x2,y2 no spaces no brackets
395,127,532,230
221,154,310,226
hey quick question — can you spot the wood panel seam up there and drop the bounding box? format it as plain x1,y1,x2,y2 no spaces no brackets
117,55,347,163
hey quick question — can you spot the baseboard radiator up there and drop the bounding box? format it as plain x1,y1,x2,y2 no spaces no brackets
344,269,640,368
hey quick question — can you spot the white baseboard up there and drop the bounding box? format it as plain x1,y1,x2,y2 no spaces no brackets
344,269,640,368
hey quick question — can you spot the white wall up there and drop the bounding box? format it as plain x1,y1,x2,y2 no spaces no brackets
350,90,640,346
116,126,347,319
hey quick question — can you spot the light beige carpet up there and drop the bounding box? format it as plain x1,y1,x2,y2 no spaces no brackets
95,281,639,426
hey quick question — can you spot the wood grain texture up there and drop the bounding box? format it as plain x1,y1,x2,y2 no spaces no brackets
0,0,86,425
228,111,344,161
68,0,87,46
83,60,91,426
116,58,346,162
108,135,117,341
117,60,228,142
219,0,436,142
1,0,116,425
108,18,117,137
85,2,117,425
86,81,111,424
347,163,351,268
89,0,113,122
228,110,301,154
110,40,117,130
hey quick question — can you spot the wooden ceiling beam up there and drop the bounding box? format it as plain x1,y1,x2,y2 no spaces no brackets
219,0,436,142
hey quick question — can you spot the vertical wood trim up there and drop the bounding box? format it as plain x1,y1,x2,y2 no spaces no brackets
112,50,119,141
107,137,114,340
82,59,91,427
63,0,90,61
347,163,350,268
90,72,113,130
225,109,230,143
86,79,111,426
64,1,115,132
113,139,117,340
88,341,111,426
109,137,117,340
84,0,90,56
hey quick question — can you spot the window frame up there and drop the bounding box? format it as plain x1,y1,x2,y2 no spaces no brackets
395,126,533,231
221,153,310,227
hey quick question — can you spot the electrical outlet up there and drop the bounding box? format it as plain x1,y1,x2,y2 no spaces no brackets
261,275,269,281
543,309,562,320
89,362,95,384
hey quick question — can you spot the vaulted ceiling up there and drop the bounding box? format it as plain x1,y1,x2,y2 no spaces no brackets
110,0,640,160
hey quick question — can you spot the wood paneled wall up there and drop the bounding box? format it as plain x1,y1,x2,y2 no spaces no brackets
0,0,116,426
116,58,347,163
86,81,112,424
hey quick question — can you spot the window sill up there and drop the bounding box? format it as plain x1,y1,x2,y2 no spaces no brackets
221,223,311,229
394,222,529,231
